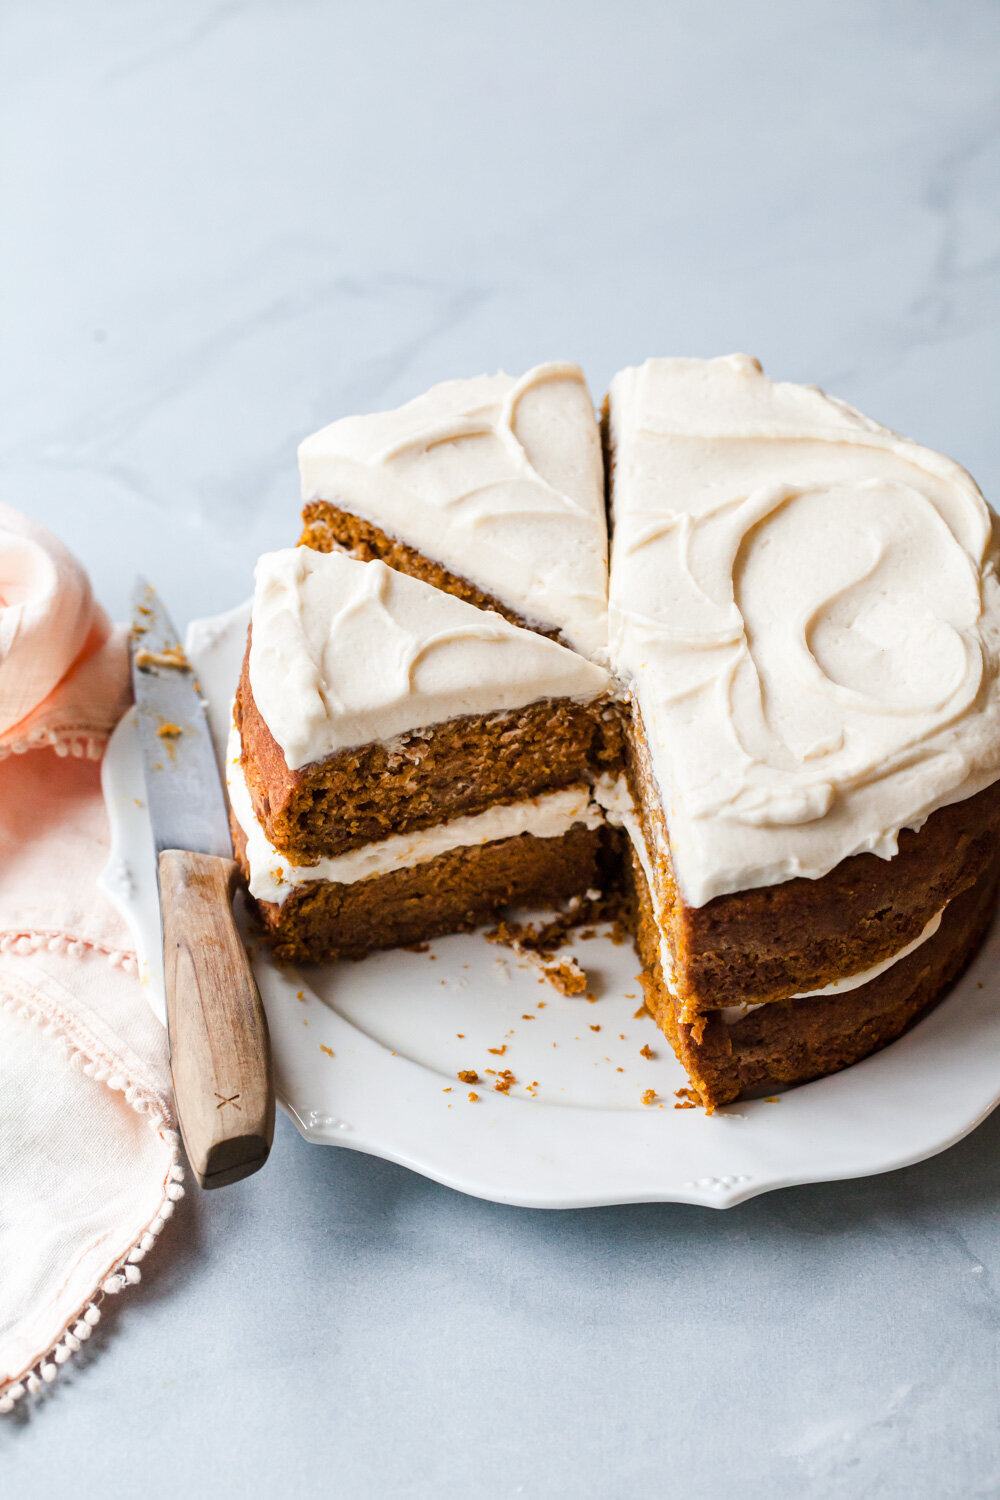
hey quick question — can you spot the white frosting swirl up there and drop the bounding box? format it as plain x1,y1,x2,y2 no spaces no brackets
248,547,609,770
298,363,609,661
607,355,1000,907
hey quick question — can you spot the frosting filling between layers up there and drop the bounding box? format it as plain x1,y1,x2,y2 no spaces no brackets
718,907,948,1023
228,727,604,906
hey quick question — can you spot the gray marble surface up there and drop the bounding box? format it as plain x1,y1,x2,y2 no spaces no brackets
3,2,1000,1494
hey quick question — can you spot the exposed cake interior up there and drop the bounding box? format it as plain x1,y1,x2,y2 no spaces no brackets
236,546,616,862
229,722,608,905
229,723,614,963
233,544,620,960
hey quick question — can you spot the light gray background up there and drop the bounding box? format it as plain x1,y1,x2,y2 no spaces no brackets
4,2,1000,1495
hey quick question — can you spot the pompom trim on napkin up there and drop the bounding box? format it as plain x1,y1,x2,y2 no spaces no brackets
0,929,138,968
0,948,184,1413
0,730,107,762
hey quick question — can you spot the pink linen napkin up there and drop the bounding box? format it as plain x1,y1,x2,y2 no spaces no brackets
0,505,182,1412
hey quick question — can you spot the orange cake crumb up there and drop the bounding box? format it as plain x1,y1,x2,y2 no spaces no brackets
134,644,188,670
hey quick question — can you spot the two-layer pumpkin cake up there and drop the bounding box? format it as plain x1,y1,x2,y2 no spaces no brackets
230,356,1000,1108
230,364,620,963
230,547,618,963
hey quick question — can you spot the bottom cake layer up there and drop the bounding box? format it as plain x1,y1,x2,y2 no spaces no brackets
630,846,1000,1110
232,813,611,965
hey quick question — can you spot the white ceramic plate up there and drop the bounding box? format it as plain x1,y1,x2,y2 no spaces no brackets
99,603,1000,1209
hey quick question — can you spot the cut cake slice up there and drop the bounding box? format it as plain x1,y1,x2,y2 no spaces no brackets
231,546,619,962
298,362,609,662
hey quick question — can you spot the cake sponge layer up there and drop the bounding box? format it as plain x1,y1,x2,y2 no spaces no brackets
232,812,612,965
238,653,620,862
238,546,617,862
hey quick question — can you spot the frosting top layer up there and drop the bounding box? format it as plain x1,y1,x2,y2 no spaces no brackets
298,363,609,661
608,354,1000,907
248,546,609,770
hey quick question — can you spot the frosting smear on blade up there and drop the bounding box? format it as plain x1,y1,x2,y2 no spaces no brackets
249,547,610,770
607,354,1000,907
298,363,609,661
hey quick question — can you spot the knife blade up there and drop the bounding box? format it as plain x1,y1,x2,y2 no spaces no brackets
131,581,233,860
130,579,274,1189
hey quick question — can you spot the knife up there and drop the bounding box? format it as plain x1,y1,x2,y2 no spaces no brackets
130,579,274,1189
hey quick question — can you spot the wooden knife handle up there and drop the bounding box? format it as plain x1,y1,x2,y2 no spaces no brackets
159,849,275,1189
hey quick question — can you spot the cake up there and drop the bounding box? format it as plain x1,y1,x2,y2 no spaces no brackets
230,356,1000,1109
230,545,619,963
603,355,1000,1105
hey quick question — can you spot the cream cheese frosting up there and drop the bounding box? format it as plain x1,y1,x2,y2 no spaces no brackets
607,354,1000,907
227,724,604,905
594,771,680,992
298,363,609,661
248,546,609,770
593,773,657,896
